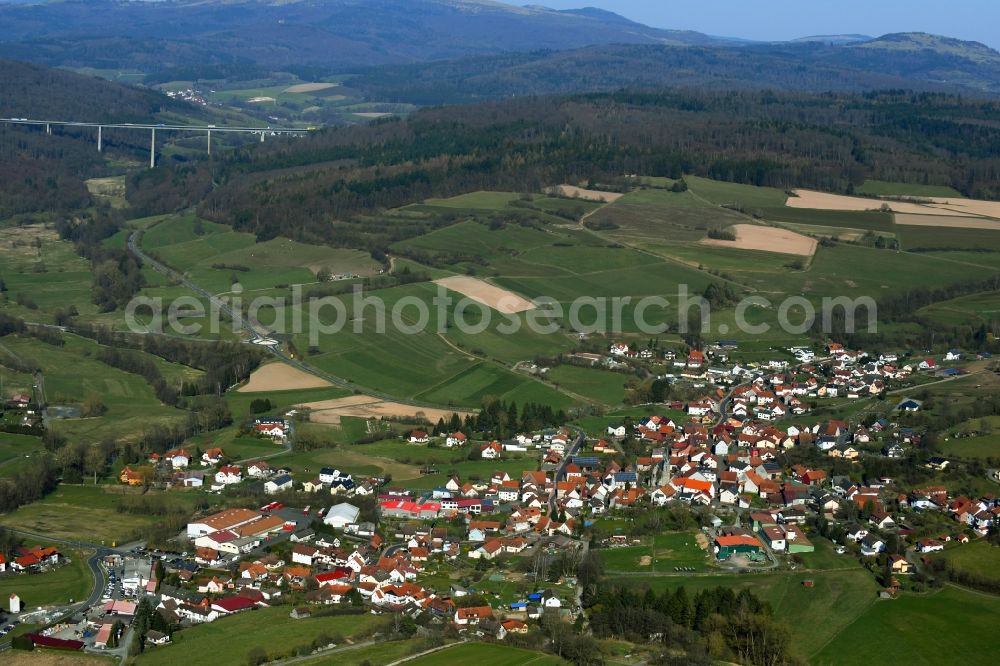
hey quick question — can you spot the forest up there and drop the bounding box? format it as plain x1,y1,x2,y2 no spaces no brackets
124,88,1000,255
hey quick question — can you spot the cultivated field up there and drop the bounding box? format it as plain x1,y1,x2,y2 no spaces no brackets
297,394,473,425
700,223,817,256
238,362,331,392
548,184,623,203
283,82,338,93
434,276,535,313
5,653,116,666
894,213,1000,229
787,189,974,215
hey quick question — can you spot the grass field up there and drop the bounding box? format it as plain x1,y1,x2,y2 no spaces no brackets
856,180,962,197
898,225,1000,251
546,365,628,405
404,642,566,666
134,607,386,666
813,586,1000,665
929,541,1000,584
0,225,99,324
599,532,711,573
0,432,45,477
610,568,879,660
1,335,192,443
144,215,380,294
0,546,92,608
0,484,216,545
916,291,1000,328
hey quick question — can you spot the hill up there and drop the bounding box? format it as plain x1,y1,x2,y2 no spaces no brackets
126,88,1000,247
3,3,1000,99
0,59,209,217
0,0,733,71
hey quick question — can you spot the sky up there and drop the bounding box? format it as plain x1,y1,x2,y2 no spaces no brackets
511,0,1000,49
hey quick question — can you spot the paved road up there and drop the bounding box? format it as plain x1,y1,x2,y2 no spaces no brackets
549,427,586,514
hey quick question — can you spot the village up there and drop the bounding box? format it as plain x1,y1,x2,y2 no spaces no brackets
3,336,997,660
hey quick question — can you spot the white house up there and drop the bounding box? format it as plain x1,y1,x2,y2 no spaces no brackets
264,474,293,495
214,465,243,485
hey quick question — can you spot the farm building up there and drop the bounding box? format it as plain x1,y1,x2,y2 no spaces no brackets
714,535,762,559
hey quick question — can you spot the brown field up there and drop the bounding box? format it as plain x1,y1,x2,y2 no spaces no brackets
283,82,338,93
434,276,535,314
354,112,393,118
926,198,1000,219
238,362,332,393
548,184,624,203
786,190,975,216
894,214,1000,230
700,223,817,256
297,395,473,425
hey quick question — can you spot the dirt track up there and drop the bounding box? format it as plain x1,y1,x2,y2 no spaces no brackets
238,362,332,392
434,276,535,314
700,223,817,256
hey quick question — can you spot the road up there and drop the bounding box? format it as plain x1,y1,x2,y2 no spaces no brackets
549,426,586,514
0,529,117,653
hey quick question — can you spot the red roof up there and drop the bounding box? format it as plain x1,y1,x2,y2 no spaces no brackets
715,535,760,548
212,596,257,613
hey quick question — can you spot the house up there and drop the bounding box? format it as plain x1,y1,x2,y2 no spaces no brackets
607,423,627,438
454,606,494,626
480,441,502,459
215,465,243,485
254,418,289,440
896,399,922,412
119,466,144,486
860,534,885,557
247,461,273,478
445,432,467,448
409,430,430,444
202,448,225,465
916,539,945,554
609,342,630,356
889,554,914,574
164,448,192,469
264,474,293,495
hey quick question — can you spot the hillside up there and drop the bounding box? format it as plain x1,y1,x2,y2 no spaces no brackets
0,60,208,217
3,3,1000,98
125,88,1000,247
0,0,734,71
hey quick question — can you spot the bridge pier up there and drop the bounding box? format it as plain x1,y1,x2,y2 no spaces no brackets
260,131,265,143
97,125,102,153
207,129,211,156
150,127,156,168
45,123,51,135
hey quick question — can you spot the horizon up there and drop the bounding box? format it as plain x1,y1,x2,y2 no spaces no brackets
514,0,1000,50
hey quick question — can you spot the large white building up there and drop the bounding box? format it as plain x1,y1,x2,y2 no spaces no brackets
324,502,361,529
